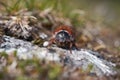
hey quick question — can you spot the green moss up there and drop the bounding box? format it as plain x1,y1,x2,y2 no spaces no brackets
48,65,61,80
16,75,34,80
0,51,8,59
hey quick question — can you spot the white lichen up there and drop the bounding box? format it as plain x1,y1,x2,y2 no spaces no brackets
0,35,116,76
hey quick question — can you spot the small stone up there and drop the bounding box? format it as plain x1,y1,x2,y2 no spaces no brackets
43,41,49,47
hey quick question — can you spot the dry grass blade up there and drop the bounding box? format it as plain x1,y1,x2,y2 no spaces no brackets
4,16,37,39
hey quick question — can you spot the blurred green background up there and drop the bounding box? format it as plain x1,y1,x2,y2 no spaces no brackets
71,0,120,27
0,0,120,26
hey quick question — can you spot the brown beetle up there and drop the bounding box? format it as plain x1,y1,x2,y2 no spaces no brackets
48,25,78,52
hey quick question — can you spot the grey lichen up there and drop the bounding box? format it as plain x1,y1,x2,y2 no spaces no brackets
0,35,116,76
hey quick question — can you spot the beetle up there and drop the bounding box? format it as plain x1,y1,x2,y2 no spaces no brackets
48,25,78,52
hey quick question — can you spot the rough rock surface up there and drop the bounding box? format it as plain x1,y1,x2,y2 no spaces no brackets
0,35,116,76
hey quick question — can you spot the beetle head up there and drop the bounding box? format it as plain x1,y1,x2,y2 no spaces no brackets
55,30,74,42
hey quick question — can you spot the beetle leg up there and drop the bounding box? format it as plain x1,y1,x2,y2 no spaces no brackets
69,42,73,54
74,43,79,50
45,38,55,49
49,38,55,46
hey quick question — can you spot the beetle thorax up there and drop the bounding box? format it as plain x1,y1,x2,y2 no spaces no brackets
55,30,72,42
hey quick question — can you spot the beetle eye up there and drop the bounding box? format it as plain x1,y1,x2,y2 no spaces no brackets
55,31,70,42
